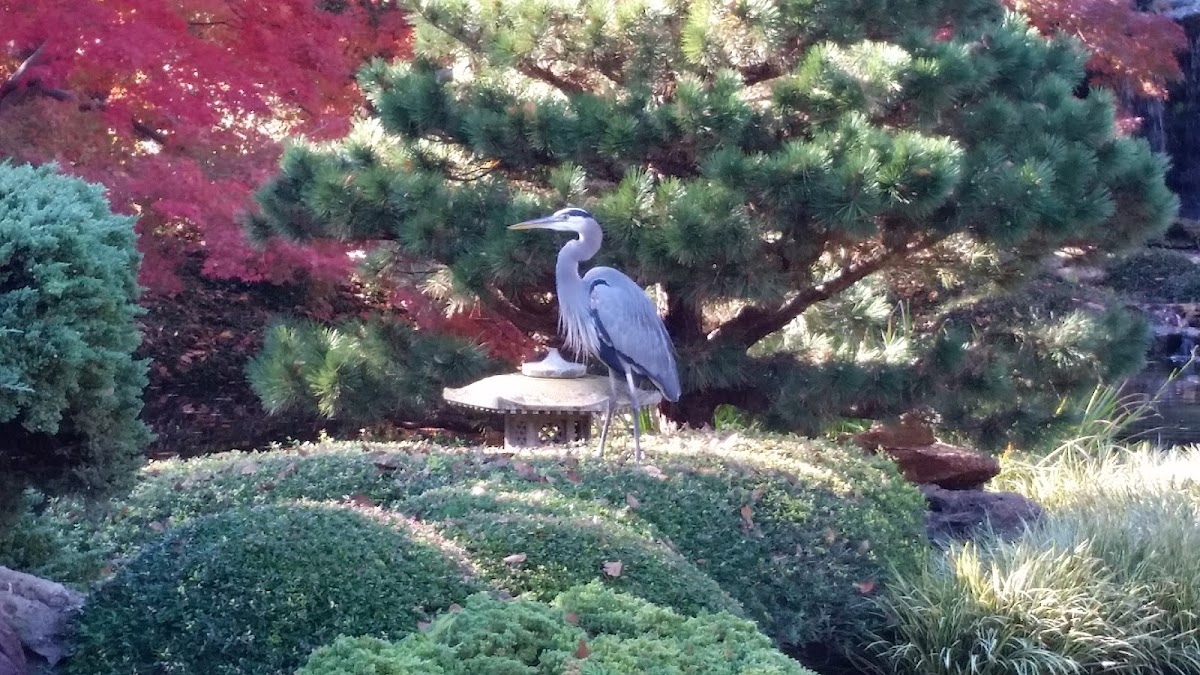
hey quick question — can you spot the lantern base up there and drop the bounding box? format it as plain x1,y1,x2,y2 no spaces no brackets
504,412,593,448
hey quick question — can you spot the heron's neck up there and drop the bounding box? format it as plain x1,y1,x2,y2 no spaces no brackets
555,220,602,356
555,223,601,284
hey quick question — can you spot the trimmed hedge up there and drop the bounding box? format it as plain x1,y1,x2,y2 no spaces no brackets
406,483,743,616
22,433,925,652
0,161,150,525
66,502,482,675
298,582,817,675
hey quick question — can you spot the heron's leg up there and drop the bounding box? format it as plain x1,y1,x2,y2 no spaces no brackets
597,368,619,459
623,369,643,462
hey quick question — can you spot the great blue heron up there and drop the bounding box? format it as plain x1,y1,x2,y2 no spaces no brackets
510,208,680,461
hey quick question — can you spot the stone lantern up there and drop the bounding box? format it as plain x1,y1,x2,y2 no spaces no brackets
443,349,661,448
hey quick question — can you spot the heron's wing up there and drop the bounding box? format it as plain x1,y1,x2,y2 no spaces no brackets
584,267,681,401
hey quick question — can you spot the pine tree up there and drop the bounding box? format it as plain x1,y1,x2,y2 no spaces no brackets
249,0,1176,444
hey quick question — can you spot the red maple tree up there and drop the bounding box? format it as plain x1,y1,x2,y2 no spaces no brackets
0,0,409,294
1011,0,1187,100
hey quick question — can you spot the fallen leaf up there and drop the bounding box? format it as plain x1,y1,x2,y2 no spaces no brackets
575,638,590,659
750,486,765,502
625,493,640,509
276,462,298,480
259,481,275,492
641,465,668,481
239,462,259,475
418,621,431,632
740,504,754,527
373,457,400,473
484,453,514,468
855,579,876,594
857,539,872,554
564,470,582,484
823,527,838,545
512,461,546,482
503,552,528,564
449,603,463,612
564,612,579,626
349,493,375,508
602,560,623,577
148,521,167,533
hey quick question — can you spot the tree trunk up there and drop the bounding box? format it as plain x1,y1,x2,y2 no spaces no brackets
663,385,767,429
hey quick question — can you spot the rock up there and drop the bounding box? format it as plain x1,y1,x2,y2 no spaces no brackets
922,484,1044,544
0,567,85,667
880,442,1001,490
854,414,936,450
855,417,1000,489
0,615,26,675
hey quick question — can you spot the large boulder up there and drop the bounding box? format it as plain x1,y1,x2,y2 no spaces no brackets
0,567,84,667
0,615,26,675
856,417,1000,489
921,484,1044,544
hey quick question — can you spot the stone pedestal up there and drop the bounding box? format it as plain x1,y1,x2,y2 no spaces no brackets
443,349,661,449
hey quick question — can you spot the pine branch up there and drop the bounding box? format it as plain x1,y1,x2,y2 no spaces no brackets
518,63,588,95
708,234,948,348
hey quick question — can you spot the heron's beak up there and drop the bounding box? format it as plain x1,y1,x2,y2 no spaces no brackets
508,215,560,230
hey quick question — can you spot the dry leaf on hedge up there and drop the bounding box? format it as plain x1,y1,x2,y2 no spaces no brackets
565,612,579,625
641,465,668,481
855,578,876,594
349,493,375,508
602,560,623,577
503,552,528,564
513,461,545,482
372,457,400,473
625,493,640,509
575,638,590,659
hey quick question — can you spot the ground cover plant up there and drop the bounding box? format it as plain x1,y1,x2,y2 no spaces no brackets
865,444,1200,674
3,431,926,666
404,483,743,616
67,501,483,675
299,582,817,675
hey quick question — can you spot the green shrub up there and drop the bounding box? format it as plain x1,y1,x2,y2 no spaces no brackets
22,433,924,651
67,502,482,675
406,483,743,616
247,317,495,423
545,436,928,648
298,582,817,675
867,446,1200,674
0,445,430,583
1104,248,1200,302
0,161,150,523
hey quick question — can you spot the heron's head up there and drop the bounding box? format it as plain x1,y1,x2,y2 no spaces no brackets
508,207,597,233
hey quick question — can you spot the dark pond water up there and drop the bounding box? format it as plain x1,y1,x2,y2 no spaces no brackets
1120,359,1200,446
